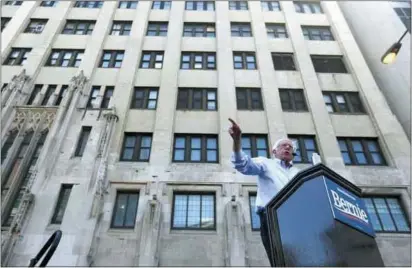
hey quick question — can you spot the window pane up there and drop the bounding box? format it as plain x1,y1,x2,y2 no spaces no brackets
139,148,150,160
242,137,251,148
201,195,214,228
364,198,383,231
355,153,367,164
174,149,184,161
342,152,351,165
191,138,201,149
373,198,396,231
256,138,267,149
175,137,185,148
124,194,138,227
187,195,201,228
257,150,267,157
122,148,134,160
141,136,152,147
351,141,363,152
113,194,128,227
173,195,187,228
386,198,410,232
207,138,216,149
304,138,315,150
371,153,383,165
207,150,217,162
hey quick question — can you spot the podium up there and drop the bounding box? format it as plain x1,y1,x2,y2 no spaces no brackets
265,164,385,267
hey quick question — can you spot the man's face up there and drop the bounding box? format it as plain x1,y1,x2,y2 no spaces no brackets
274,139,294,162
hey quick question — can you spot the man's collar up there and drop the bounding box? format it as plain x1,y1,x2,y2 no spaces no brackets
274,157,293,168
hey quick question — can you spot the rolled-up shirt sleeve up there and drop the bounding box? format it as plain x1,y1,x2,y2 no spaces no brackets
231,150,267,176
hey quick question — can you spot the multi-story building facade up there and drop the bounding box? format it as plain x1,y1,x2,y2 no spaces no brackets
1,1,410,266
339,0,411,140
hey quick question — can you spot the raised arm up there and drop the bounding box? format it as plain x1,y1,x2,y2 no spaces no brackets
229,118,266,176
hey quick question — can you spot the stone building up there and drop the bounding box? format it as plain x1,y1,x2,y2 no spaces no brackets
1,1,410,266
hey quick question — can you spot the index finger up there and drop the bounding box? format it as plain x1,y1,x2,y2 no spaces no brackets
228,118,237,126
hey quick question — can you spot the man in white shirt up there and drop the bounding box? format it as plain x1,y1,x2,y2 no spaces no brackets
228,118,300,266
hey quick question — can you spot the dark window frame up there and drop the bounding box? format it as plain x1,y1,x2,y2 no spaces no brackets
152,1,171,10
302,26,334,41
279,88,308,112
266,23,288,38
87,86,100,108
140,51,164,69
40,1,57,7
233,52,257,70
4,1,23,6
322,91,365,114
229,1,248,10
183,23,215,37
185,1,215,11
101,86,114,108
1,130,18,164
62,20,95,35
46,49,84,67
99,50,125,68
4,48,32,66
180,52,216,70
176,88,218,111
364,195,410,233
50,184,74,224
272,53,297,71
41,84,57,106
337,138,386,166
311,55,348,73
110,191,140,229
131,87,159,110
74,1,103,8
288,135,319,164
120,133,153,162
74,126,92,157
261,1,281,11
231,22,252,37
294,1,323,14
249,193,261,231
171,192,216,230
1,17,11,31
27,84,43,105
236,88,263,110
110,21,132,36
55,85,68,106
172,134,219,163
24,19,48,34
241,134,270,158
118,1,138,9
147,21,168,36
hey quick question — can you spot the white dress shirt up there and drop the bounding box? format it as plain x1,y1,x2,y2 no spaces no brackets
231,150,300,211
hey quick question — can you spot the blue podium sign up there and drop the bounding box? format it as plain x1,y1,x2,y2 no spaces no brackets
323,177,376,238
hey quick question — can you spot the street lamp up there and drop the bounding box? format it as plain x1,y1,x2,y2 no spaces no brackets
381,29,409,64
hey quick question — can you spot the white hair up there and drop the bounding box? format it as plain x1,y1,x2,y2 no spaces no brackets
272,138,296,155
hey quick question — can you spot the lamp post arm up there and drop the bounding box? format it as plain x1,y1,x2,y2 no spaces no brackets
397,29,409,44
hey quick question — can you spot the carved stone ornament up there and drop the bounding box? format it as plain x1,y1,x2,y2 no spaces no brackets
70,70,88,94
13,107,57,131
8,69,30,93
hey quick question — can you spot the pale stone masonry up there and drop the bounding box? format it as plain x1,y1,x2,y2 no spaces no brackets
1,1,410,266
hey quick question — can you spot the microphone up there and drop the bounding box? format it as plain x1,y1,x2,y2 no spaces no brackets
292,152,297,156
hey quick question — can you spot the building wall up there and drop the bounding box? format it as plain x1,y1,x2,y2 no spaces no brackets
339,0,411,140
1,1,411,267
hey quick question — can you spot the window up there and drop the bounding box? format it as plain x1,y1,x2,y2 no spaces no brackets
55,85,68,106
236,88,263,110
50,184,73,224
180,52,216,70
111,192,139,228
302,26,334,41
40,1,57,7
172,193,215,229
2,83,8,92
75,126,92,157
111,21,132,36
311,56,347,73
101,86,114,108
249,194,261,230
147,22,168,36
266,23,288,38
233,52,257,70
1,130,17,164
279,89,308,112
4,1,22,6
261,1,280,11
131,88,158,109
183,23,215,37
41,85,56,106
62,20,95,35
288,135,318,164
46,49,84,67
1,18,11,31
272,53,296,71
140,51,164,69
4,48,31,66
87,86,100,108
24,19,47,34
185,1,214,11
152,1,171,10
27,84,42,105
231,23,252,37
294,1,322,14
74,1,103,8
118,1,137,9
173,135,218,163
177,88,217,111
120,133,152,161
364,197,410,233
394,7,411,31
242,135,269,158
229,1,248,10
99,50,124,68
337,138,386,166
322,92,365,114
